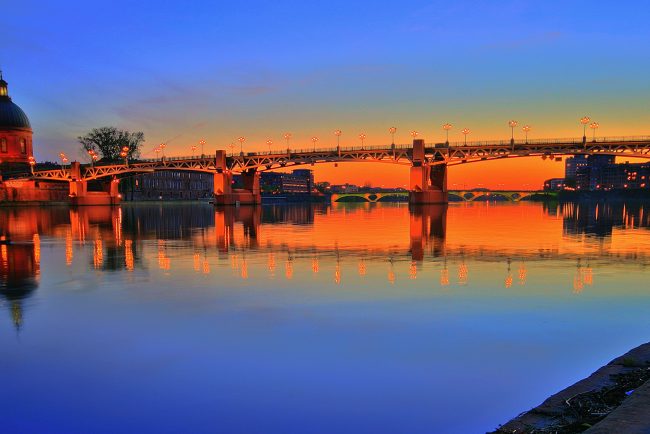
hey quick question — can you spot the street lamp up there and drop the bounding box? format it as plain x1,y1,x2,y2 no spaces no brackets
191,144,197,157
238,136,245,156
522,125,531,144
154,146,161,160
508,120,518,145
88,149,97,167
442,123,452,144
266,139,273,153
334,130,342,150
228,143,235,156
311,136,319,151
199,139,206,157
121,146,129,166
589,122,599,142
461,128,470,145
358,133,366,149
160,143,166,158
28,156,35,175
283,132,292,153
389,127,397,145
410,131,419,140
59,152,67,169
580,116,590,144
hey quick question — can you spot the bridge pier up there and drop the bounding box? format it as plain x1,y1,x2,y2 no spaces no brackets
213,150,261,206
409,139,448,204
68,162,121,206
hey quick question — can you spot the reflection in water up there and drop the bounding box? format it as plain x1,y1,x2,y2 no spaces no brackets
2,201,650,433
2,200,650,329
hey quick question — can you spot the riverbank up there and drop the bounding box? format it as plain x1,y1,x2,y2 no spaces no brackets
493,342,650,433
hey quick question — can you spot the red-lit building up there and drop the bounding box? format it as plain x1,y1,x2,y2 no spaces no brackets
0,72,33,165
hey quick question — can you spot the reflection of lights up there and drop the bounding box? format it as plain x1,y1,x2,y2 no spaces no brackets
285,256,293,280
65,229,73,265
583,264,593,286
334,262,341,285
409,261,417,279
241,258,248,279
504,259,512,288
312,256,319,273
268,253,275,277
518,262,527,285
458,261,468,285
202,260,210,274
358,259,366,276
1,243,7,266
125,240,134,271
94,239,103,269
157,240,170,270
388,258,395,284
231,254,239,270
193,253,200,272
440,263,449,286
33,233,40,265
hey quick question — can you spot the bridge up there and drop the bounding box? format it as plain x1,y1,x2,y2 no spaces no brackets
331,190,551,202
30,135,650,205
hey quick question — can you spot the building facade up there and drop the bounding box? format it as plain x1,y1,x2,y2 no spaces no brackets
0,72,33,167
125,171,214,200
260,170,314,195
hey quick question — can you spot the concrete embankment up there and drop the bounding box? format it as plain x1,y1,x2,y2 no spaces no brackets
492,342,650,433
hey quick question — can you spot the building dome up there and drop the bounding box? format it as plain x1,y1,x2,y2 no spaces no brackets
0,74,31,131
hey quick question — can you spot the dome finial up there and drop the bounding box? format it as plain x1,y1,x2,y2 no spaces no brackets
0,70,7,98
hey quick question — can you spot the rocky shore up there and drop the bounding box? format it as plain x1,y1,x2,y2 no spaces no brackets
492,342,650,433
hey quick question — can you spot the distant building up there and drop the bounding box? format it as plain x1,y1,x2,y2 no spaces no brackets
125,171,213,200
543,178,565,191
563,154,650,191
260,170,314,195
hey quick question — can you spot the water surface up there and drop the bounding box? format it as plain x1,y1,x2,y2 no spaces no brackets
1,201,650,433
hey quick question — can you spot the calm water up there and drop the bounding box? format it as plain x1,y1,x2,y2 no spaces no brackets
1,201,650,433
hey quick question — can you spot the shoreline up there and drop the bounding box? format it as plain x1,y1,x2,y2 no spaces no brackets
492,342,650,433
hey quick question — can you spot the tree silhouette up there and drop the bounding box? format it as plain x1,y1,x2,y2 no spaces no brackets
78,127,144,161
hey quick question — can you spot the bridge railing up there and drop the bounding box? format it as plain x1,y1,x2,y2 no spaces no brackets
57,135,650,169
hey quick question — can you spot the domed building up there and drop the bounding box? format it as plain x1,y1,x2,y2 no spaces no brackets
0,72,33,165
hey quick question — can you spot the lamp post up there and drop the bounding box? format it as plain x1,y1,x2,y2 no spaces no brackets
266,139,273,153
508,120,518,146
199,139,206,157
389,127,397,145
334,130,342,151
228,143,235,156
154,146,161,160
358,133,366,149
88,149,96,167
580,116,590,145
410,130,419,140
191,144,197,157
28,156,35,175
522,125,531,144
238,136,245,156
442,123,452,144
284,132,292,153
461,128,470,145
589,122,599,142
311,136,318,152
121,146,129,166
59,152,67,169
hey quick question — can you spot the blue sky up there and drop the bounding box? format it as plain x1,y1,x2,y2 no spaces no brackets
2,0,649,177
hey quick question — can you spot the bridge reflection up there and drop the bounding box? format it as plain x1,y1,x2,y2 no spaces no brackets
2,201,650,328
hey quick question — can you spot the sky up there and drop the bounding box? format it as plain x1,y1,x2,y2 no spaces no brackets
2,0,650,188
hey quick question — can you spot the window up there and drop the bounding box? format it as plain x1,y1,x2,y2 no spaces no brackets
19,138,26,154
0,138,6,153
